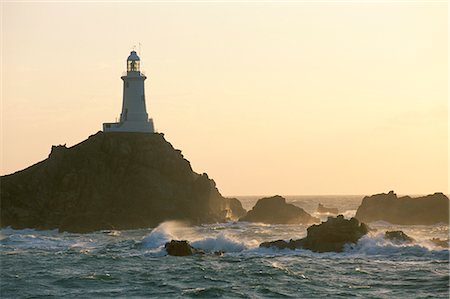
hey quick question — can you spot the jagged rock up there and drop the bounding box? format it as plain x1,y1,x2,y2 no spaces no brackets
384,231,414,243
164,240,199,256
1,132,246,232
225,198,247,219
355,191,449,225
430,238,449,248
239,195,319,224
260,215,369,252
260,239,295,250
317,203,338,214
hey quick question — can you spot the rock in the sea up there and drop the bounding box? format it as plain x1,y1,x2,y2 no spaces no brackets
165,240,199,256
1,132,246,232
355,191,449,225
260,239,295,250
316,203,338,214
430,238,449,248
239,195,319,224
384,231,414,243
260,215,369,252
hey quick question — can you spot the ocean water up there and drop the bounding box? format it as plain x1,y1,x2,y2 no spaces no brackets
1,196,448,298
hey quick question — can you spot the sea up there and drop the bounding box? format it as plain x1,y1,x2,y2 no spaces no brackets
1,195,449,298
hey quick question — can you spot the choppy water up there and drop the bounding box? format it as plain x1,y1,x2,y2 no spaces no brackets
1,196,449,298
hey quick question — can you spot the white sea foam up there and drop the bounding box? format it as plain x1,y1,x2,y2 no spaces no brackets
141,221,188,249
191,233,253,252
341,209,357,219
344,233,449,258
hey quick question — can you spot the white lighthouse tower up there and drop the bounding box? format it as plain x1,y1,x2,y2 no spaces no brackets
103,51,154,133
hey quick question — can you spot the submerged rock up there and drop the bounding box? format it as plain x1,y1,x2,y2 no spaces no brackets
239,195,319,224
260,215,369,252
165,240,200,256
1,132,246,232
316,203,338,215
384,231,414,243
355,191,449,225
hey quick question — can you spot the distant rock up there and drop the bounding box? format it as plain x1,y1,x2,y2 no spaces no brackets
355,191,449,225
239,195,319,224
165,240,201,256
384,231,414,243
225,198,247,219
316,203,338,215
260,215,369,252
430,238,449,248
1,132,246,232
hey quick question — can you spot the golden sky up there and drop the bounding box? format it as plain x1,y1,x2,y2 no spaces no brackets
2,1,448,195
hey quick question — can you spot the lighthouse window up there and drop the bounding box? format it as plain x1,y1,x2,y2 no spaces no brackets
126,82,129,88
127,60,140,72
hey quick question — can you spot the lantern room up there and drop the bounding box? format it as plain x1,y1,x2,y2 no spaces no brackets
127,50,140,72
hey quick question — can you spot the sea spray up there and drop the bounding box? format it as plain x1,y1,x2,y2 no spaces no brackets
191,233,251,253
141,221,191,249
344,233,449,258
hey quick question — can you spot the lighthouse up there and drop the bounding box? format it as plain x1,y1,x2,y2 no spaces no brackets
103,51,154,133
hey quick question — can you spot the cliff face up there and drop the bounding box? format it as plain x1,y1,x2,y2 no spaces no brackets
1,132,246,232
354,191,449,225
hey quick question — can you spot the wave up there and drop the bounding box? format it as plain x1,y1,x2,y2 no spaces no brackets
141,221,180,249
344,233,449,258
140,221,448,259
312,209,357,221
140,221,259,254
191,233,252,253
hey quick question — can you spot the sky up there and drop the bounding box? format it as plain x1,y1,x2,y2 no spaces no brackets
1,1,448,196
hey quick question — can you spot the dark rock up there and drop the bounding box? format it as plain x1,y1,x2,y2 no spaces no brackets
260,215,369,252
225,198,247,219
1,132,246,232
239,195,319,224
260,239,294,250
355,191,449,225
430,238,449,248
164,240,198,256
317,203,338,214
384,231,414,243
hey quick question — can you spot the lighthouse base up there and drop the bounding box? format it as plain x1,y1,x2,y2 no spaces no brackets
103,119,154,133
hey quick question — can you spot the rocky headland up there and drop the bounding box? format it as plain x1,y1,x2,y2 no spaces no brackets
260,215,369,252
355,191,449,225
239,195,319,224
1,132,246,232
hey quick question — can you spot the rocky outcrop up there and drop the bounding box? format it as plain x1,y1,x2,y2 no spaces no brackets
384,231,414,243
239,196,319,224
430,238,449,248
164,240,200,256
317,203,338,214
355,191,449,225
1,132,246,232
260,215,369,252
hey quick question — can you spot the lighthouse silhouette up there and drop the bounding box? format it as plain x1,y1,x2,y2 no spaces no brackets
103,51,154,133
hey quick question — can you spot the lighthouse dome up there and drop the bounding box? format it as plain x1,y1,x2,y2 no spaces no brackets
127,51,140,61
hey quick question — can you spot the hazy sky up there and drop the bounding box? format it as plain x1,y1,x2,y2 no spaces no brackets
2,1,448,196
